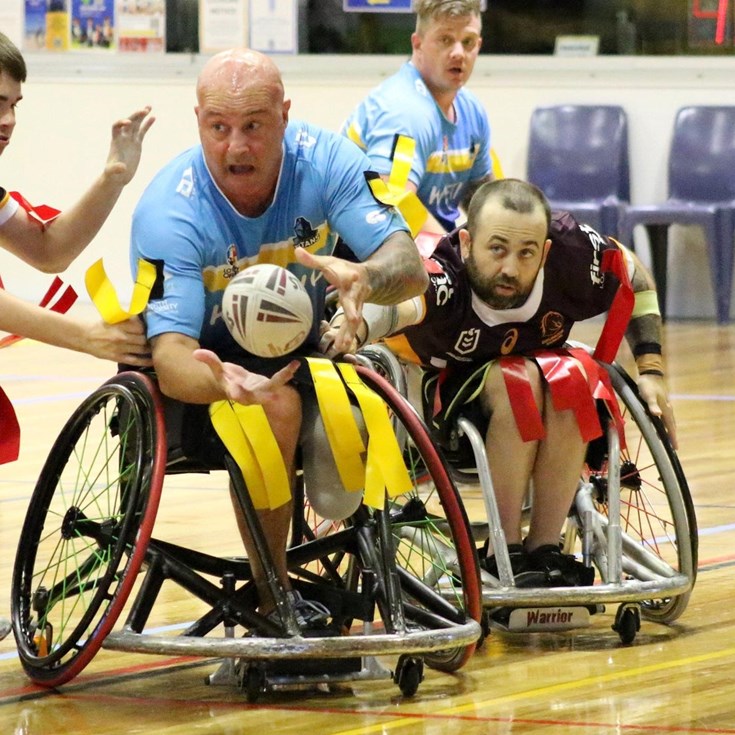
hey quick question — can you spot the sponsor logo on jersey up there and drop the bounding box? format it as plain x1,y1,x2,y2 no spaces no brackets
366,209,388,225
580,223,605,287
432,273,454,306
222,244,240,280
292,216,319,248
176,166,194,198
428,182,464,208
295,130,316,148
540,311,565,345
453,327,480,355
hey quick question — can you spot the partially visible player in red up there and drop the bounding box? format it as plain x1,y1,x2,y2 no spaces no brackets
0,31,154,641
0,31,154,363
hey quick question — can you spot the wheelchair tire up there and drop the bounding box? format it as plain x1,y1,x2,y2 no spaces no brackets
11,372,166,686
354,365,482,672
584,362,697,623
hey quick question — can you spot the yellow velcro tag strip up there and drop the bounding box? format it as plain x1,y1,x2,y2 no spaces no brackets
388,134,415,192
366,135,429,237
491,147,505,180
209,400,291,510
337,363,413,509
632,289,661,318
85,258,156,324
307,358,366,492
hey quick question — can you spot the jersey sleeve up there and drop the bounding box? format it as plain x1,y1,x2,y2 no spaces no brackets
0,188,19,227
130,201,207,342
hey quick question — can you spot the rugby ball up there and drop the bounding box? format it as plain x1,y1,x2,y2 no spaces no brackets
222,264,313,357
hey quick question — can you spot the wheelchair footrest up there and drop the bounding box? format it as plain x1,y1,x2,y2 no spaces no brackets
489,605,593,633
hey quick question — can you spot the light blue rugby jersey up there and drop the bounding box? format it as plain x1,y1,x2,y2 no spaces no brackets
342,62,492,231
131,119,408,355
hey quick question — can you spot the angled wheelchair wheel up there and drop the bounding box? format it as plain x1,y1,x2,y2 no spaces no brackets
354,365,482,672
579,362,697,623
11,372,166,686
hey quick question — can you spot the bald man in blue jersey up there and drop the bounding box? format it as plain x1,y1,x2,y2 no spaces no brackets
342,0,493,235
131,48,428,626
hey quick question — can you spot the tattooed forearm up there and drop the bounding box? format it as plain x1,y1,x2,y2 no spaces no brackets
363,231,429,304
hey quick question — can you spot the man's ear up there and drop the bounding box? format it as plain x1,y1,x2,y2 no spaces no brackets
458,228,471,260
540,238,552,267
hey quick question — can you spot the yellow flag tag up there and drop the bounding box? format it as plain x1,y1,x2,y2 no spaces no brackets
85,258,156,324
209,400,291,511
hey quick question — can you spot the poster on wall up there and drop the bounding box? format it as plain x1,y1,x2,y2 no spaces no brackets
71,0,115,50
45,0,70,50
23,0,47,50
200,0,248,53
116,0,164,52
249,0,297,54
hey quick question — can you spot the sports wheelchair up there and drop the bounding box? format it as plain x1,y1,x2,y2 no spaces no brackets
10,361,482,700
357,342,697,645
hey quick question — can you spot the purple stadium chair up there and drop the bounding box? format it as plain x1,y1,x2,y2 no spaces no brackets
618,106,735,323
527,104,630,240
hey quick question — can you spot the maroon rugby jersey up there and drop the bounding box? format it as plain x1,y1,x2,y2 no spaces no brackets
385,212,623,369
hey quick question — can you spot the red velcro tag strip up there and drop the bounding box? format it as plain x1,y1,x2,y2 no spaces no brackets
535,351,602,443
569,347,627,451
593,247,634,365
0,278,78,348
500,356,545,442
0,387,20,465
10,191,61,228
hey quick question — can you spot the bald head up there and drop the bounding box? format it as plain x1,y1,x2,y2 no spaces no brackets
196,49,284,108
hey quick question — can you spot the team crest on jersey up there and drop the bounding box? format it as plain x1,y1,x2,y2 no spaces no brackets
540,311,564,345
293,217,319,248
223,244,240,280
454,328,480,355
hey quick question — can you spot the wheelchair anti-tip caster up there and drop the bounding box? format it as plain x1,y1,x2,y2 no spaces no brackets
612,603,641,644
394,654,425,697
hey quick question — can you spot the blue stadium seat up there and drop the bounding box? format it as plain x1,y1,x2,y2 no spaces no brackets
618,106,735,323
527,104,630,240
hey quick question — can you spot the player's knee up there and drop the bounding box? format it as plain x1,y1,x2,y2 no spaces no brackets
300,397,365,520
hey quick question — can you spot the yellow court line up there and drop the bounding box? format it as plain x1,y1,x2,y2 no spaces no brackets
333,644,735,735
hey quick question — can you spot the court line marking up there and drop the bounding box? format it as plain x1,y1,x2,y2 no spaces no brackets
329,643,735,735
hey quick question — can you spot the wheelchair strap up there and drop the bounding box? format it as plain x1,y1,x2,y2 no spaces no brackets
209,400,291,511
85,258,157,324
366,134,429,238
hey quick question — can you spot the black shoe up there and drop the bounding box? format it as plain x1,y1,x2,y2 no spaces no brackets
526,544,595,587
268,590,331,630
480,543,526,576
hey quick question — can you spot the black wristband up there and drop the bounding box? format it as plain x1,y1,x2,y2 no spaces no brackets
639,369,664,377
633,342,662,357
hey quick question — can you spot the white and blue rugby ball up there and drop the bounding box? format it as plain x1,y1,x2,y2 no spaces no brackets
222,264,313,357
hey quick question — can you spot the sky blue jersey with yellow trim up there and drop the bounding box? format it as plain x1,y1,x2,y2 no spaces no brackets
341,62,492,231
130,119,408,356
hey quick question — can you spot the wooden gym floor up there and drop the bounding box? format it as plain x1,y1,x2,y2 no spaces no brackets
1,319,734,734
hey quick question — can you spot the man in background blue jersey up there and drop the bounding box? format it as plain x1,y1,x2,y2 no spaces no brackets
130,48,427,627
342,0,493,235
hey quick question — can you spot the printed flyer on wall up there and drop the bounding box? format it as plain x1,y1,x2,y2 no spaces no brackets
116,0,165,52
71,0,115,50
24,0,49,50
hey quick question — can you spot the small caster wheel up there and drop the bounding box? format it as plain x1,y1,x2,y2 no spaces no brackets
394,654,424,697
243,665,267,702
612,603,640,644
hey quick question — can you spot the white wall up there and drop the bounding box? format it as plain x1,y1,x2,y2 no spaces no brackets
3,53,735,318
